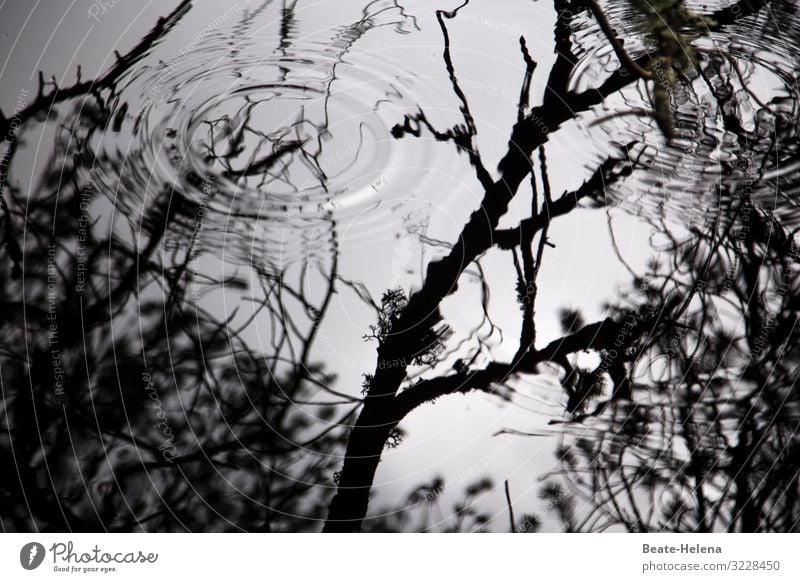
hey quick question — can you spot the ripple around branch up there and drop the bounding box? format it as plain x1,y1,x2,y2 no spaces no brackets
572,1,800,226
79,3,474,270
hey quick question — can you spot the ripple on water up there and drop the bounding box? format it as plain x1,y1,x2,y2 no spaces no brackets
567,0,800,227
79,1,470,271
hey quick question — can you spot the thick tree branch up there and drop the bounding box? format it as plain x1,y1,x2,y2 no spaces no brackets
395,317,622,418
494,147,636,249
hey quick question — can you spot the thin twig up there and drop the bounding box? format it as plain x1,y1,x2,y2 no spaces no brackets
585,0,652,79
504,480,517,533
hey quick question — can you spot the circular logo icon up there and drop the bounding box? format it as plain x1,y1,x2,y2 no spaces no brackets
20,542,46,570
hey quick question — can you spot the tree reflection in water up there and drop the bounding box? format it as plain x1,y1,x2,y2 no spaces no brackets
0,0,799,532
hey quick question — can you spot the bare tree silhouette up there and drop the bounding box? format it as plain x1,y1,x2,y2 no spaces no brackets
0,1,362,532
323,0,792,531
2,0,797,533
547,193,800,532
